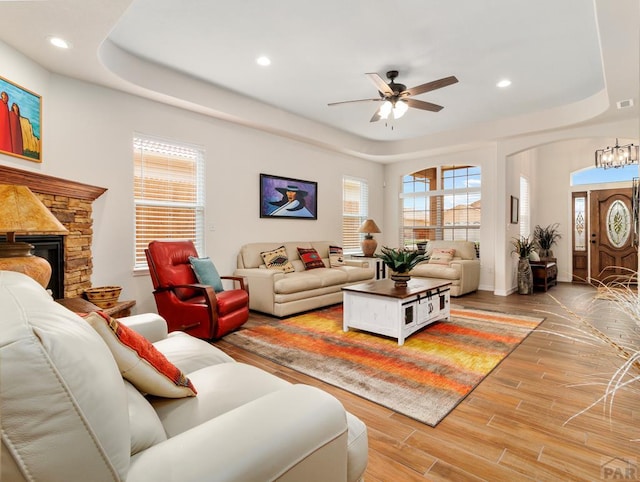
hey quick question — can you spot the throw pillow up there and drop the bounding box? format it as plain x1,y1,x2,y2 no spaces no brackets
329,245,345,267
83,311,197,398
429,247,456,265
189,256,224,292
260,245,295,273
297,247,326,270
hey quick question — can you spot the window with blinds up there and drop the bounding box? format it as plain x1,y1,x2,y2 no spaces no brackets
400,165,481,248
342,176,369,253
519,175,530,238
133,136,205,269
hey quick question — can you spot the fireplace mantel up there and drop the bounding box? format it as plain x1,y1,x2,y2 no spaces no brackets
0,165,106,200
0,164,107,297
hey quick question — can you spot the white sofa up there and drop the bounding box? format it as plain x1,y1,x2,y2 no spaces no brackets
0,271,368,482
410,240,481,297
235,241,375,317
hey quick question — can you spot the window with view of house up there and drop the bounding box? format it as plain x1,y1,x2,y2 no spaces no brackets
400,165,481,249
133,135,205,269
342,176,369,254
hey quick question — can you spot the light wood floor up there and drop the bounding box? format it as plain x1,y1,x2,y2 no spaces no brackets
214,283,640,481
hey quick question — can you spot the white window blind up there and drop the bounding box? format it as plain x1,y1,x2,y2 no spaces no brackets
133,135,205,269
342,176,368,253
519,176,530,238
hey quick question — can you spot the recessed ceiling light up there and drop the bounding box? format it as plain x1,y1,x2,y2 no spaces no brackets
497,79,512,88
256,56,271,66
48,36,70,49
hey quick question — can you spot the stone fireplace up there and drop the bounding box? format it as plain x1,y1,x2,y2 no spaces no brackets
0,165,107,298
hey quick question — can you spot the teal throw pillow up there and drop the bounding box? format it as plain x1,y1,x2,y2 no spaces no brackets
188,256,224,293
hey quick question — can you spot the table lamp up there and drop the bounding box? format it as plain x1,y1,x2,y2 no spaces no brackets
358,218,381,257
0,184,68,287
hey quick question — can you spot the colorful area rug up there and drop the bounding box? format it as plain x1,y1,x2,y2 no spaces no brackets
224,305,544,426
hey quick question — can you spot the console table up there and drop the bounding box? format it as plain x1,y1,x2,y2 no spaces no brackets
342,278,451,345
529,260,557,292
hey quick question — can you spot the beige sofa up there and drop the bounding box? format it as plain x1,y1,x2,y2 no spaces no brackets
235,241,375,317
0,271,368,482
410,240,481,297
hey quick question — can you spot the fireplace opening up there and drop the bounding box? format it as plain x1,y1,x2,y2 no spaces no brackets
1,235,65,299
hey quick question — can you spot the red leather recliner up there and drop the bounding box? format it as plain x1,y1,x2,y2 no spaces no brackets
145,240,249,339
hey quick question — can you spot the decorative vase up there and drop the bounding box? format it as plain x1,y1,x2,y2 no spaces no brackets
361,237,378,257
517,258,533,295
390,272,411,288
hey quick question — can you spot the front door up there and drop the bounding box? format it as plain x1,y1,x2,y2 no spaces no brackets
589,188,637,283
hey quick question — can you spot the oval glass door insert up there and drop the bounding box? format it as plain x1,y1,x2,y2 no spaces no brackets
606,199,631,248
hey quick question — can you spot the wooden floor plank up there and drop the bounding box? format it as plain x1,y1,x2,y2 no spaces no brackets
212,283,640,480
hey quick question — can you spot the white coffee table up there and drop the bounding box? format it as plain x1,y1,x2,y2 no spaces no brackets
342,278,451,346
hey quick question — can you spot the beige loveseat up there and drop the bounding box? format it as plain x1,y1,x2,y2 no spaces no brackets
0,271,368,482
410,240,481,297
235,241,375,317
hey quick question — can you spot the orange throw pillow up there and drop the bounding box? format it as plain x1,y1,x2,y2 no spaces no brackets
84,311,197,398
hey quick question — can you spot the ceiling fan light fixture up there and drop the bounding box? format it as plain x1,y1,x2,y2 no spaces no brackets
393,100,408,119
379,100,393,119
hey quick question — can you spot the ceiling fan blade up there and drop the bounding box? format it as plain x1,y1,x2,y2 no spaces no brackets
405,75,458,96
366,73,393,96
370,108,382,123
328,98,381,106
406,98,444,112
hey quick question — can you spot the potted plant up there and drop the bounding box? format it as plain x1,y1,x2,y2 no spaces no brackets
533,223,561,259
511,236,534,294
376,246,429,287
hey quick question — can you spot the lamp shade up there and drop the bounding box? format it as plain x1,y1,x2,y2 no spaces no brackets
358,219,381,256
358,219,381,234
0,184,67,238
0,184,68,288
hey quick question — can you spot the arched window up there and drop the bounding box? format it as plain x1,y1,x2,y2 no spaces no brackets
572,164,638,185
400,165,481,249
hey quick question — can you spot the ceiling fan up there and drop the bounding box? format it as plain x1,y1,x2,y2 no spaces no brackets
328,70,458,123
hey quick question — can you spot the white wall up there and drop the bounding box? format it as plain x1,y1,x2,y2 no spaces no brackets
0,44,384,313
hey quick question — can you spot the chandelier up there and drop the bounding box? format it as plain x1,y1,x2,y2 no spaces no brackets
595,138,639,169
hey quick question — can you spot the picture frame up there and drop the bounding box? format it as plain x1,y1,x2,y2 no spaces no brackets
510,195,519,224
260,173,318,219
0,75,42,162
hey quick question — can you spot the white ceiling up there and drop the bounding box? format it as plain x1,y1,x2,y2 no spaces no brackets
0,0,638,158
